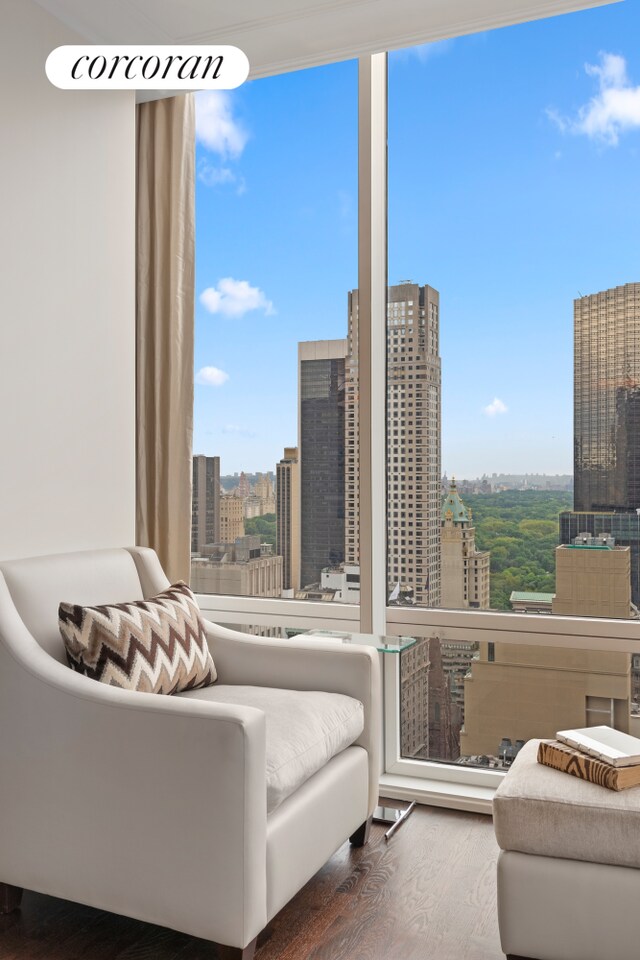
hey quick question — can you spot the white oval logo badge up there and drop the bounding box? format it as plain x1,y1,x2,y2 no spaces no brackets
46,45,249,90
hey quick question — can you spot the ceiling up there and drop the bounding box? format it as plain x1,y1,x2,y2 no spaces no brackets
34,0,617,78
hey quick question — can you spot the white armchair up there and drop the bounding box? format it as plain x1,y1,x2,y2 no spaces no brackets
0,547,381,959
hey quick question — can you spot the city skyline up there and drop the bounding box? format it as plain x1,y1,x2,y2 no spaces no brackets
194,0,640,475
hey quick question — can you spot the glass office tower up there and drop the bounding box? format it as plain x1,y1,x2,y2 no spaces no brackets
298,340,347,590
191,454,220,554
574,284,640,512
562,283,640,606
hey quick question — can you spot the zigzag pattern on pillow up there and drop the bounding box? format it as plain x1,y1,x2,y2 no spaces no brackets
59,581,216,694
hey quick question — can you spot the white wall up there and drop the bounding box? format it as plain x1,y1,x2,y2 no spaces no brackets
0,0,136,560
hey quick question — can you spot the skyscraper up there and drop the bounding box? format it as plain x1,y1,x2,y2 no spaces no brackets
561,283,640,604
276,446,300,595
220,494,245,543
191,455,220,554
298,340,347,589
346,282,442,606
574,284,640,512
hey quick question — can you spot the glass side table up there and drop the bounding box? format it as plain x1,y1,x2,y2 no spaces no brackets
304,629,417,654
303,628,418,837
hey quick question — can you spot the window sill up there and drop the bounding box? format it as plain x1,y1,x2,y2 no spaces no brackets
379,772,496,815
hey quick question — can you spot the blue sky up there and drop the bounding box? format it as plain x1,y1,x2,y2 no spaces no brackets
194,0,640,477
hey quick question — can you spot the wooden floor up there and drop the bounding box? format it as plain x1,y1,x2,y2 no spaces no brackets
0,804,503,960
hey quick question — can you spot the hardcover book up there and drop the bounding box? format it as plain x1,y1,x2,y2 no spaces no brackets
555,725,640,768
538,739,640,791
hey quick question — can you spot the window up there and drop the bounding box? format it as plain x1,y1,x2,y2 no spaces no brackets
388,0,640,766
193,0,640,807
193,62,358,606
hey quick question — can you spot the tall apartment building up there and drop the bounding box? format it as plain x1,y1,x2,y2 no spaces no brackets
244,473,276,519
236,472,251,498
220,494,245,543
253,473,276,516
298,340,347,589
400,637,431,759
346,283,441,606
276,446,300,595
441,478,490,609
400,636,458,761
191,455,220,554
254,473,274,503
561,283,640,603
243,495,265,519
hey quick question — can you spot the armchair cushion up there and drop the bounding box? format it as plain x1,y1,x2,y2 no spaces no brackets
59,581,216,694
179,684,364,813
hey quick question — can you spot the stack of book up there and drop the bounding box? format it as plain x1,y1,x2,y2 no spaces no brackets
537,726,640,791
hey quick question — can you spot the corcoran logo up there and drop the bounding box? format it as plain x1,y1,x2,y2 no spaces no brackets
46,45,249,90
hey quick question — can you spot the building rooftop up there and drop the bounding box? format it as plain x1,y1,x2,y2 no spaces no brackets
510,591,556,602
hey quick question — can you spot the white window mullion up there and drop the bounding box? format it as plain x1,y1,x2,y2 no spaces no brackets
358,53,388,637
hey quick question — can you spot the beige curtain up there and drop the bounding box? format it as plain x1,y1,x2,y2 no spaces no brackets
136,94,195,584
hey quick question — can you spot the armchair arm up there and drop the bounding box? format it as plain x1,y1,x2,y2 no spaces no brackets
204,621,381,816
0,579,267,949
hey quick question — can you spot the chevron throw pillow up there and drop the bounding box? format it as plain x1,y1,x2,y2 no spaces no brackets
59,581,216,694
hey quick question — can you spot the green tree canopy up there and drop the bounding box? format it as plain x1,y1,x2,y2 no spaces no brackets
245,513,276,547
464,490,572,610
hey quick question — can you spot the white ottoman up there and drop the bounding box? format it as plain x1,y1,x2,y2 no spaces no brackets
493,739,640,960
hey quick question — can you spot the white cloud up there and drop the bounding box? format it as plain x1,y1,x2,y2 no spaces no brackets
195,91,248,158
195,366,229,387
199,278,275,318
549,52,640,146
222,424,257,438
197,158,247,194
483,397,508,417
195,93,248,192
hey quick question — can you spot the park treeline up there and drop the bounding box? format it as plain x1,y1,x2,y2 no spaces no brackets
244,493,572,611
464,490,573,610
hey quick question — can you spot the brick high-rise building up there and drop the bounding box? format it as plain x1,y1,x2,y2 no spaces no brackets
346,282,442,606
191,455,220,554
220,494,244,543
